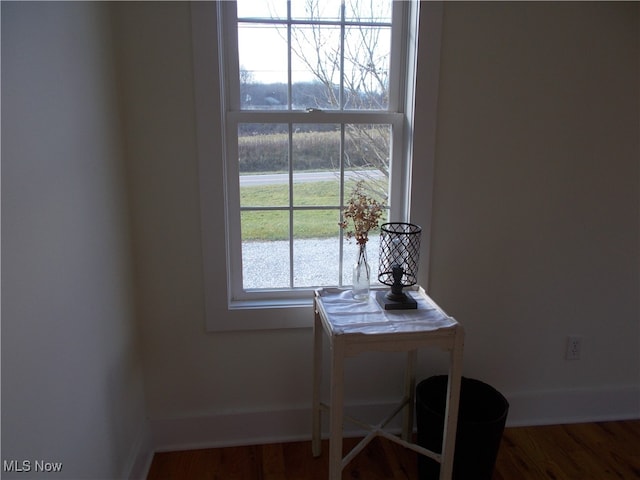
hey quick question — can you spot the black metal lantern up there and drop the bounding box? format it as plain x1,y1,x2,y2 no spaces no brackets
377,222,422,310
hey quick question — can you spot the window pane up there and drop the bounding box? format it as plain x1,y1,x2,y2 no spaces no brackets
292,81,339,111
238,24,288,105
291,25,341,109
242,210,290,289
344,0,392,22
343,123,391,204
241,210,289,241
240,182,290,208
292,124,341,206
291,0,342,21
237,0,287,21
293,211,341,287
343,26,391,110
239,123,289,207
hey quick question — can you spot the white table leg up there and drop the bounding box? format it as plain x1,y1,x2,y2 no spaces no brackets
402,349,417,442
312,305,323,457
439,326,465,480
329,336,345,480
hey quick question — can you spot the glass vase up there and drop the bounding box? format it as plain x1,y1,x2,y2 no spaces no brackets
352,243,371,301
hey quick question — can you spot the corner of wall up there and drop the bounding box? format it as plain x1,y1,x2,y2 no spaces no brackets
125,420,155,480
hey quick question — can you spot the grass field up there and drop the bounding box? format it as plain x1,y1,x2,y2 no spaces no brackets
240,179,386,241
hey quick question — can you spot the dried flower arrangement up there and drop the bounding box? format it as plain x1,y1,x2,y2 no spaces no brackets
339,180,386,245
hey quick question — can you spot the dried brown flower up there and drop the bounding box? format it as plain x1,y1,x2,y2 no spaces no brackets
339,180,385,245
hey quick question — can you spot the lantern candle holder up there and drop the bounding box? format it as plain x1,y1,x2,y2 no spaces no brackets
377,222,422,310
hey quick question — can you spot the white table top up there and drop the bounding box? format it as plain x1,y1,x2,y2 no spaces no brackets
316,287,457,335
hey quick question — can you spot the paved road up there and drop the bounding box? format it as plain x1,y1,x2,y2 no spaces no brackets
239,170,384,186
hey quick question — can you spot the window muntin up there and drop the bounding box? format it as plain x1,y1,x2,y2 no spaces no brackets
221,1,408,301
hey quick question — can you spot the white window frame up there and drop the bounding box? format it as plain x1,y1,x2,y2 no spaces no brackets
192,1,443,331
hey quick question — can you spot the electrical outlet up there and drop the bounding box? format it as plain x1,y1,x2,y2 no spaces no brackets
565,336,582,360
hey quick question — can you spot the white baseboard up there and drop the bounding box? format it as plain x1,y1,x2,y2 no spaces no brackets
151,403,403,452
149,385,640,453
504,384,640,427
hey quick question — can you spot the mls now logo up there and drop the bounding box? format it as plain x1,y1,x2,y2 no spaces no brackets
3,459,63,473
3,460,31,472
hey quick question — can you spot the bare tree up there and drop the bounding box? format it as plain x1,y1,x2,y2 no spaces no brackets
239,67,255,107
284,0,392,200
290,1,390,106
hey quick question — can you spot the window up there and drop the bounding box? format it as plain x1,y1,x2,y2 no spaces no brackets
192,1,442,327
222,0,409,301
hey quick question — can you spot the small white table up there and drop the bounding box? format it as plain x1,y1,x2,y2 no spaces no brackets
311,286,464,480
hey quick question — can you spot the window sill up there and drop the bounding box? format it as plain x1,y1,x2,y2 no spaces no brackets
228,296,313,311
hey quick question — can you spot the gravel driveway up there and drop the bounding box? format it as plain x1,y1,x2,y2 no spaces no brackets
242,237,381,289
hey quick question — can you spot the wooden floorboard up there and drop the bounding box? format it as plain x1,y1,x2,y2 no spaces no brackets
146,420,640,479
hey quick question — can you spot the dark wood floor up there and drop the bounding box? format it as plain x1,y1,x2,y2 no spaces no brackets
147,420,640,479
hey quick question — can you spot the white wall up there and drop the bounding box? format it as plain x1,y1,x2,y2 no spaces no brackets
2,2,149,478
114,1,637,452
430,1,639,416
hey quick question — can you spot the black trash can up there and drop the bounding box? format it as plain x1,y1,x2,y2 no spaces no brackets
416,375,509,480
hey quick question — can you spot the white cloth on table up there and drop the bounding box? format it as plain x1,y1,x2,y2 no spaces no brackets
318,288,457,335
